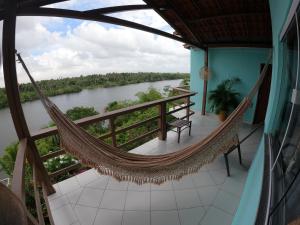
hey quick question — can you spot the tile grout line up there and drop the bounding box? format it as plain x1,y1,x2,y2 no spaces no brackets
171,181,182,225
121,182,129,225
92,176,110,225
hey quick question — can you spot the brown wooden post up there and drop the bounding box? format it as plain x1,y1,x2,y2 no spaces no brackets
201,48,208,115
186,96,191,121
158,102,167,140
109,118,117,147
3,0,54,195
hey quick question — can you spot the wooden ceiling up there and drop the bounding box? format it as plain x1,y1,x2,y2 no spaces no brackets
1,0,272,49
144,0,272,48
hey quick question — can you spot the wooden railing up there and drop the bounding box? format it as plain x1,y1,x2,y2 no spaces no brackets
32,89,196,179
9,87,196,224
11,138,55,225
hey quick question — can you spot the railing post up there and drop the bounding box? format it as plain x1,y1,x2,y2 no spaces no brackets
109,118,117,147
158,102,167,140
186,96,190,121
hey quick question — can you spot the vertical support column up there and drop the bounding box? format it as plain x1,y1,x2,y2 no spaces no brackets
2,1,54,195
186,96,190,121
201,48,208,115
158,102,167,140
109,118,117,147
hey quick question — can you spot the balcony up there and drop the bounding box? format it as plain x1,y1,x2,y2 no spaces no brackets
46,112,262,225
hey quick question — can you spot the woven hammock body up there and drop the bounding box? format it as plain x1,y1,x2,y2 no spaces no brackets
17,52,271,185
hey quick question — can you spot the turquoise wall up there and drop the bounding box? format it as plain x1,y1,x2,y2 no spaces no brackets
190,48,269,123
190,49,205,112
231,137,265,225
265,0,293,133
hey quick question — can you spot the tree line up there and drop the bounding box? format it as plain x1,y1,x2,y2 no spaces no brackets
0,72,188,109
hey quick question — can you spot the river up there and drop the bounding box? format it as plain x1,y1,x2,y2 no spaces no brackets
0,79,182,157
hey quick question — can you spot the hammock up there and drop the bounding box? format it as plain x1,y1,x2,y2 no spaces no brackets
16,51,272,185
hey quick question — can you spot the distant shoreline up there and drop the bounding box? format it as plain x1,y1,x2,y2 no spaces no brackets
0,72,188,109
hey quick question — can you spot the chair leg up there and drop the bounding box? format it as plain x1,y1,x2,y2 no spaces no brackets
189,122,192,136
224,153,230,176
178,128,181,143
237,143,242,165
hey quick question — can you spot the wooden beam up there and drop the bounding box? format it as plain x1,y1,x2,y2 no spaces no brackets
2,3,54,195
17,7,203,49
164,0,203,44
187,12,269,24
206,42,272,48
86,4,152,14
2,0,31,139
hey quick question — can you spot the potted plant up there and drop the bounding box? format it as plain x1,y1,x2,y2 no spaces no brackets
208,78,240,121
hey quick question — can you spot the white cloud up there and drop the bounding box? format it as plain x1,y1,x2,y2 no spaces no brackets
0,1,190,87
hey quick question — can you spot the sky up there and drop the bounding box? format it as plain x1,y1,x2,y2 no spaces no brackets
0,0,190,87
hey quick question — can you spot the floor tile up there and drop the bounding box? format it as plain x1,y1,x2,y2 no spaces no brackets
52,204,77,225
151,181,173,191
151,190,177,210
200,206,232,225
58,176,81,194
100,190,127,210
76,169,99,186
179,207,206,225
67,188,83,205
127,182,150,191
125,191,150,211
48,184,63,201
174,189,202,209
192,172,215,187
172,176,195,190
85,176,109,190
151,210,180,225
77,187,104,208
208,170,227,185
49,195,70,210
220,179,245,197
74,205,97,225
213,190,240,215
106,177,128,190
94,209,122,225
123,211,150,225
197,186,219,206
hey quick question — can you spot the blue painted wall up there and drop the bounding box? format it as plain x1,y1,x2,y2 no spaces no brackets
231,137,265,225
190,48,269,123
264,0,293,133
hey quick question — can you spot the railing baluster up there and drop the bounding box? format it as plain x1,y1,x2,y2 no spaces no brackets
158,102,167,140
109,117,117,147
186,96,191,122
32,165,45,225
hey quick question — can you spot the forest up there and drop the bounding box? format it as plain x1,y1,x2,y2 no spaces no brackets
0,72,188,109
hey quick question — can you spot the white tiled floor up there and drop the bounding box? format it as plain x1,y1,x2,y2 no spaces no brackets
48,113,263,225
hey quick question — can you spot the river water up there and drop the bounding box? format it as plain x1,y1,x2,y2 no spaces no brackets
0,79,182,157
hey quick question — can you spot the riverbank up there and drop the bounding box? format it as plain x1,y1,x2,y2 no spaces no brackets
0,79,182,159
0,72,188,109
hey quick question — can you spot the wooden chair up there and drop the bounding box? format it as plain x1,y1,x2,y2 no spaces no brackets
223,135,242,176
168,119,192,143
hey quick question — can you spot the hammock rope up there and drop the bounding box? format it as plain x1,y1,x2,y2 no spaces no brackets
16,51,272,184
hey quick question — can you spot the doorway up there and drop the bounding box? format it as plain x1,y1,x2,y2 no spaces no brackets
253,64,272,124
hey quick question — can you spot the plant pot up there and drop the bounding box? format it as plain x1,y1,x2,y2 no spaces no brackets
218,111,227,122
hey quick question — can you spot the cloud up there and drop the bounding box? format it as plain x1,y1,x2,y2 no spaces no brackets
0,1,190,87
